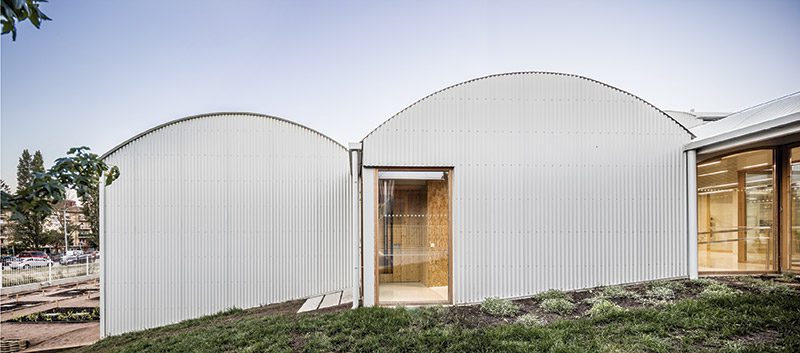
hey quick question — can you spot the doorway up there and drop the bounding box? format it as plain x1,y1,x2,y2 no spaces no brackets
375,169,451,304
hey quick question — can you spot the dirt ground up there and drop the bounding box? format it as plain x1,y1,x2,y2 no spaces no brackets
1,280,100,352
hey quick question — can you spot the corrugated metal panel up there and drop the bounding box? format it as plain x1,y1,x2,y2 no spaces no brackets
361,72,692,304
102,113,351,335
691,91,800,140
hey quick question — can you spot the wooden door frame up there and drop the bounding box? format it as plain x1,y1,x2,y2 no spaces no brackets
373,167,454,306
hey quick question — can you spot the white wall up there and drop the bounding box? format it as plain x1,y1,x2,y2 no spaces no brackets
101,113,351,335
361,72,693,304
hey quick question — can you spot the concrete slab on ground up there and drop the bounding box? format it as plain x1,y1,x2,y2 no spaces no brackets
297,295,324,313
319,292,341,309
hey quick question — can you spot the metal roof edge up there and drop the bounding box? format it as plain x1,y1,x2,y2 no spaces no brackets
101,112,347,160
361,71,695,142
684,111,800,151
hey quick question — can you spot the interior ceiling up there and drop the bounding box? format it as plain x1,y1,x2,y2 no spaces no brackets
697,149,774,191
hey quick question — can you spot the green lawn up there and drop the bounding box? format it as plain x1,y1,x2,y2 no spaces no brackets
77,277,800,352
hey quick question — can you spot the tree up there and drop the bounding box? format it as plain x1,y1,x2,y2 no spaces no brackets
82,185,100,248
16,149,32,192
1,147,119,251
1,0,51,40
11,149,51,249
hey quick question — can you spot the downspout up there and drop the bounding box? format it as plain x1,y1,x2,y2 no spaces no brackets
99,172,107,337
686,150,699,279
348,143,363,308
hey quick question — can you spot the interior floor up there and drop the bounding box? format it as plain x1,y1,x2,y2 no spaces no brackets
699,248,772,272
378,282,448,303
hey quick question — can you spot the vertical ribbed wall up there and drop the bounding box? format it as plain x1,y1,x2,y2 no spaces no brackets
102,113,351,335
361,73,692,304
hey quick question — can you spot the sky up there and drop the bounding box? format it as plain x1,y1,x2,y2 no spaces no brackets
1,0,799,189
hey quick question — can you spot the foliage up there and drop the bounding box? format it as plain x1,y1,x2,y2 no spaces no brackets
515,313,544,326
540,298,575,315
648,279,686,293
587,299,624,318
1,0,50,40
691,277,719,287
480,297,520,317
736,276,792,294
12,307,100,322
1,147,119,250
645,286,675,301
534,289,569,301
777,272,796,283
699,283,740,299
9,150,50,249
76,279,800,353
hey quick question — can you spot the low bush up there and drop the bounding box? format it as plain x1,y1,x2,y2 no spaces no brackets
777,272,796,282
691,278,719,287
534,289,569,301
699,283,740,299
736,276,792,294
587,299,624,317
645,286,675,301
599,285,638,299
540,298,575,315
480,297,519,317
515,313,544,326
649,279,686,293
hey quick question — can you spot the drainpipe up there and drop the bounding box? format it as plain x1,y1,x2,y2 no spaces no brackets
686,150,699,279
99,172,107,337
348,143,362,308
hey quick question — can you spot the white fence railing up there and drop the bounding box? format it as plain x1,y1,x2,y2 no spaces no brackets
1,257,99,288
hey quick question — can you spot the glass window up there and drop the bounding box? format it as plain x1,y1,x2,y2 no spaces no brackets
789,147,800,271
377,170,450,304
697,149,775,272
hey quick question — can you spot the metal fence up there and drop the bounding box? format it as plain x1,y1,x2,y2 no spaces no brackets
1,257,99,288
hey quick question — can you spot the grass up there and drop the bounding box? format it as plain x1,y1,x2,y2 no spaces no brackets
75,278,800,353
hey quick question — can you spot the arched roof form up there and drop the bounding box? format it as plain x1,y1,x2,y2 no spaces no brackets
363,71,693,143
359,72,693,304
101,112,351,335
102,112,345,160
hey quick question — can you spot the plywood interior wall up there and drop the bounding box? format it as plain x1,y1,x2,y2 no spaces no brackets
423,180,449,287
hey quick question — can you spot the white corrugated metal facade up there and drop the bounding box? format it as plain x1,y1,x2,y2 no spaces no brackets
101,113,351,335
361,72,694,304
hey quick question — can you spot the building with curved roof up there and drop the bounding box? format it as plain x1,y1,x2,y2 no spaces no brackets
100,113,351,335
99,73,799,336
357,72,693,305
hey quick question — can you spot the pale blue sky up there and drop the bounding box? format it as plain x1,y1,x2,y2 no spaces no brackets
1,0,799,188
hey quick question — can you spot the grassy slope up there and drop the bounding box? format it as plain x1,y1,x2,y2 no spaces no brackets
79,287,800,352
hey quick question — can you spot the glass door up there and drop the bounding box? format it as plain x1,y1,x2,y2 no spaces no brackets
376,170,451,304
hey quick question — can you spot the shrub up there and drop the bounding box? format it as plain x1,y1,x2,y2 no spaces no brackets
534,289,569,301
641,298,672,307
736,277,792,294
516,313,544,326
540,298,575,315
699,283,740,299
649,280,686,293
778,272,796,282
645,286,675,301
480,297,520,317
691,278,719,287
599,285,638,299
587,299,624,317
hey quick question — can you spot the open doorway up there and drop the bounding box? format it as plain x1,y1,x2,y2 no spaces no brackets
376,170,451,304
